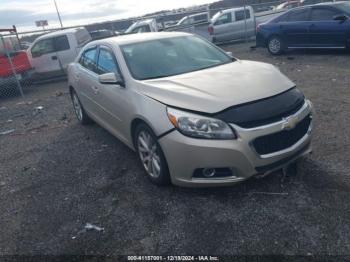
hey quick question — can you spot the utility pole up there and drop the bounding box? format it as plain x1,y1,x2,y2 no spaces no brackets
243,0,248,43
54,0,63,28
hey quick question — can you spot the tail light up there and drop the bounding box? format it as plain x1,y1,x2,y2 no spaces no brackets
208,25,214,35
256,24,261,33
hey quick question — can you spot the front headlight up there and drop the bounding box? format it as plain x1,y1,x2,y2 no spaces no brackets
167,107,236,139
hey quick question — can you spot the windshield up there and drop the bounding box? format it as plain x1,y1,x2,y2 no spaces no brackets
335,3,350,15
121,36,233,80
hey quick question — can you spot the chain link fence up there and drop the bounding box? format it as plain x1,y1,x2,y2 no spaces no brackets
0,34,35,99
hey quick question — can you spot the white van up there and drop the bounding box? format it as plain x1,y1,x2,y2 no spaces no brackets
209,6,256,43
28,28,91,78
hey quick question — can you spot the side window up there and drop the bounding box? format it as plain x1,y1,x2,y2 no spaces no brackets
31,38,55,57
132,25,151,33
235,10,251,21
96,48,120,75
194,14,207,22
310,8,338,21
54,35,70,51
287,9,310,21
181,18,190,25
214,13,232,25
275,13,289,22
79,48,97,72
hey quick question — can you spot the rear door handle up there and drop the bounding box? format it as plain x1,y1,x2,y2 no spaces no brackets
92,86,99,94
74,73,80,82
51,56,58,60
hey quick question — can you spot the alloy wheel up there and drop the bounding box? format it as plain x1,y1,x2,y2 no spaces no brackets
137,130,161,178
72,93,83,121
269,38,281,54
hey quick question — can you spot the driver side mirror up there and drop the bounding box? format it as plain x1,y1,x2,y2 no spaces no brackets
98,72,124,87
333,14,348,23
32,50,42,58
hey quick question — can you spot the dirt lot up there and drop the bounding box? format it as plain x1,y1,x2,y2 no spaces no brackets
1,43,350,257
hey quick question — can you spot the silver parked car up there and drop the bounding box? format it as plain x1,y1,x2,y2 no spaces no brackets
68,32,313,187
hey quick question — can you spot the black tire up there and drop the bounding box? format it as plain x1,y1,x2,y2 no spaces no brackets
134,123,171,186
70,89,93,125
267,36,284,55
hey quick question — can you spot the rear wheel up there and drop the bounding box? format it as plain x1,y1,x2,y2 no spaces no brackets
268,36,284,55
70,89,92,125
135,123,170,185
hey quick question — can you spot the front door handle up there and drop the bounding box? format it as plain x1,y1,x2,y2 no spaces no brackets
51,56,58,60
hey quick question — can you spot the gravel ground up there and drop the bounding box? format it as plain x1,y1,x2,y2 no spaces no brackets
0,43,350,257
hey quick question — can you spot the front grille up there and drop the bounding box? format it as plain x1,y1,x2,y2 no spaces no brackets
214,87,305,128
253,115,311,155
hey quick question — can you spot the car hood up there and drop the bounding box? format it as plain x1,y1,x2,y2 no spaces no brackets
136,60,295,113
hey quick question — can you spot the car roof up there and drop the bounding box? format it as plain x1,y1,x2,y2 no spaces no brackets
219,6,252,12
188,12,208,17
315,1,346,6
89,32,191,46
130,19,155,27
36,28,85,41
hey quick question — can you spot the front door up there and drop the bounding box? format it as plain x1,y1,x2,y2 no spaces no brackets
233,8,255,40
213,12,234,42
93,46,130,142
309,7,348,47
30,38,60,75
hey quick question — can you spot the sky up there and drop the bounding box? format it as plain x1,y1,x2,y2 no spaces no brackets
0,0,215,32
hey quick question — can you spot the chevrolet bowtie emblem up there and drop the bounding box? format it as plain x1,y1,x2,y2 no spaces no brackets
282,115,299,130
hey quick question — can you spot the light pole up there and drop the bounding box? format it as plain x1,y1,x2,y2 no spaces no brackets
54,0,63,28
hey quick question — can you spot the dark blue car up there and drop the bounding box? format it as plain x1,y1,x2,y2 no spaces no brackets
256,2,350,54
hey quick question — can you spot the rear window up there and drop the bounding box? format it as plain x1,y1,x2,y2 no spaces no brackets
75,29,91,46
194,14,208,22
235,9,251,21
54,35,70,51
79,48,97,72
131,25,151,33
287,8,310,21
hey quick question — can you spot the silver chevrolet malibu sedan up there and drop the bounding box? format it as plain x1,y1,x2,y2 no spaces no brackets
67,32,313,187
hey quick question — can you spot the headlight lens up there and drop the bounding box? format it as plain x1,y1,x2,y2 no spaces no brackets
167,107,236,139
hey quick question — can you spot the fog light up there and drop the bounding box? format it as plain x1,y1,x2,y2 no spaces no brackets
202,168,216,178
193,167,235,178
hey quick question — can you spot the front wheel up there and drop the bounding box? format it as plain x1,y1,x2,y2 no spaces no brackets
70,89,93,125
267,36,284,55
135,123,170,185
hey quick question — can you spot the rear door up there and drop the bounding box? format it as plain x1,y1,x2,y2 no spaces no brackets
309,6,348,47
54,35,73,72
213,12,234,42
30,37,60,74
234,8,255,40
279,7,312,47
74,46,100,118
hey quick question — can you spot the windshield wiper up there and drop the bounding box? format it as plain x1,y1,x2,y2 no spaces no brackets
141,74,173,80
